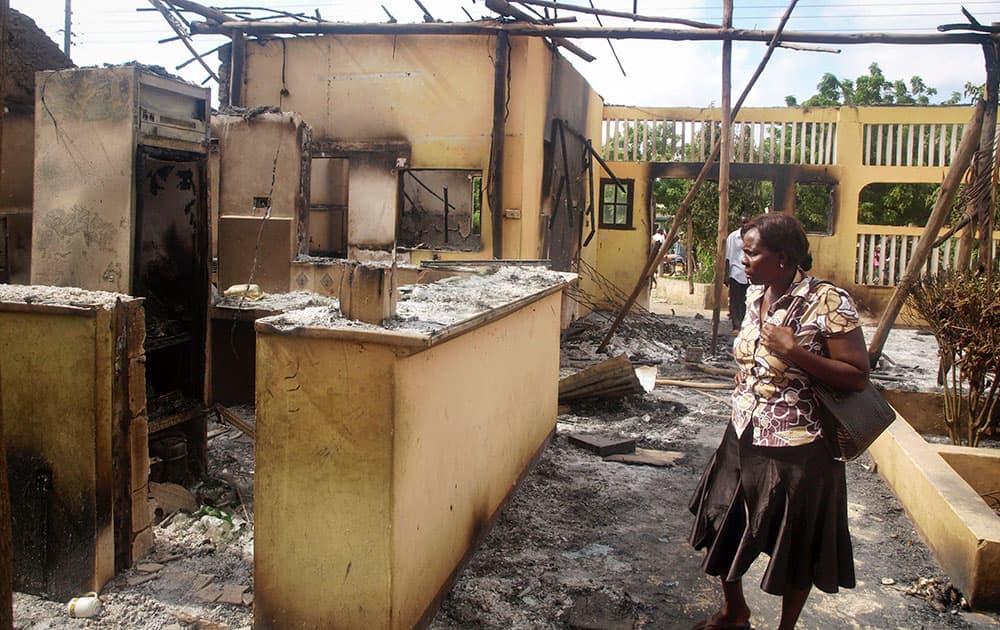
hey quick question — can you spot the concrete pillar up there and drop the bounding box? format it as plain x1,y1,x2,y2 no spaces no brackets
340,263,396,325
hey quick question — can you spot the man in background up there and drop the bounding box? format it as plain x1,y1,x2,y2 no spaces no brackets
725,214,750,329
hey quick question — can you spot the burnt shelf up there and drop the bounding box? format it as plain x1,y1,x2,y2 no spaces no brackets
145,331,193,353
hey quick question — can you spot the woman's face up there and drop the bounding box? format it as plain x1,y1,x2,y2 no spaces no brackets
742,228,787,286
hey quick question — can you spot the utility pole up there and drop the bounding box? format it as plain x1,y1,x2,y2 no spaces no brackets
63,0,71,58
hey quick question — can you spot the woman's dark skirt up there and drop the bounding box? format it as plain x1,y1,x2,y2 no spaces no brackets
688,424,855,595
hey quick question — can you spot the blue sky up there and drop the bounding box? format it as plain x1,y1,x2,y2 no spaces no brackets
11,0,999,108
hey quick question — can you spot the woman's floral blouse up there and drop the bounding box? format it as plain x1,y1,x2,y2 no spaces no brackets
731,275,861,447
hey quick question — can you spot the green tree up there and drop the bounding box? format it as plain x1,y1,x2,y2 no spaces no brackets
786,62,946,106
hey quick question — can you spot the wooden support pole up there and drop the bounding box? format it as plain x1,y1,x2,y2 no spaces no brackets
596,0,799,352
490,31,509,259
711,0,734,350
975,39,998,274
867,101,986,368
686,212,694,293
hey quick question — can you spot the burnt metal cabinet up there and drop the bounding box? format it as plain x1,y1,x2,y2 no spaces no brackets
20,67,212,594
33,66,212,448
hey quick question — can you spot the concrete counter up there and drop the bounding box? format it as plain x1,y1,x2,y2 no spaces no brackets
253,268,573,628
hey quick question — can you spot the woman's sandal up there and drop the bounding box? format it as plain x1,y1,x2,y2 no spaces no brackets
691,612,752,630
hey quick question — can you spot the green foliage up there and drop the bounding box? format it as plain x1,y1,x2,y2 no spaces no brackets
653,178,771,267
909,271,1000,446
786,62,953,106
471,175,482,235
858,183,939,226
795,183,833,233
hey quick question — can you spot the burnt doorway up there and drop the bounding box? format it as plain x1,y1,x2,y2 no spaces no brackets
133,147,208,408
309,157,349,257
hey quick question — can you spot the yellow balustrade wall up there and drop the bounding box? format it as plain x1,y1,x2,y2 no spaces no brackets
594,104,1000,317
253,290,563,629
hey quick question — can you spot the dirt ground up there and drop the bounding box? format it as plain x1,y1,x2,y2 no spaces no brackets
11,304,1000,629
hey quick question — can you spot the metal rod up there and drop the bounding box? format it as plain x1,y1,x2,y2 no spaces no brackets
63,0,71,57
150,0,220,82
442,187,450,244
558,120,575,228
587,0,626,77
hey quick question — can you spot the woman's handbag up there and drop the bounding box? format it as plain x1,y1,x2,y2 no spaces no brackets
813,381,897,462
781,279,897,461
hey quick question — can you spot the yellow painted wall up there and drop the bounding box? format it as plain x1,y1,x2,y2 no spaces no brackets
391,292,560,624
871,419,1000,608
213,113,304,222
580,161,652,310
254,290,562,628
31,67,137,292
255,335,396,629
241,35,601,264
0,306,115,598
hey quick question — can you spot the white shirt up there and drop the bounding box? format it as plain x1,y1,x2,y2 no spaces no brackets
725,228,747,284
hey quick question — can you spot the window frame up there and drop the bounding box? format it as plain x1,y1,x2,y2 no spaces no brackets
599,178,635,230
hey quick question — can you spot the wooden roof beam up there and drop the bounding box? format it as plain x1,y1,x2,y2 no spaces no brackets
187,20,992,46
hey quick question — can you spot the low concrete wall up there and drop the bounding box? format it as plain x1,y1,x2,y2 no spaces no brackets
253,288,563,628
651,278,720,310
869,416,1000,609
0,291,150,600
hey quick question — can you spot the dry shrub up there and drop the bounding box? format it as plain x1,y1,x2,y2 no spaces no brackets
908,270,1000,446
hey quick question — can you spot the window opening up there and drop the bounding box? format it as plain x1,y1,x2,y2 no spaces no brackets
599,178,634,229
399,169,482,251
795,182,835,234
857,182,961,227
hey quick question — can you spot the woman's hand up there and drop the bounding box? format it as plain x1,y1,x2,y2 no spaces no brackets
759,322,797,356
762,324,871,393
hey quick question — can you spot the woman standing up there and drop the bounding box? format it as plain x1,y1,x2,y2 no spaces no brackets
688,213,870,630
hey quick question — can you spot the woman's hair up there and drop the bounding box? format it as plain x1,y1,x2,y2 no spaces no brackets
745,212,813,271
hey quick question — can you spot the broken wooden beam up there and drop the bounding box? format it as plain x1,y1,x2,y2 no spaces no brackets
656,378,733,390
558,354,644,402
214,404,255,439
604,448,685,467
485,0,596,62
684,362,738,378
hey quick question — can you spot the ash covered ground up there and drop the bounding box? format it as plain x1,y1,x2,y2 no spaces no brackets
11,305,998,630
